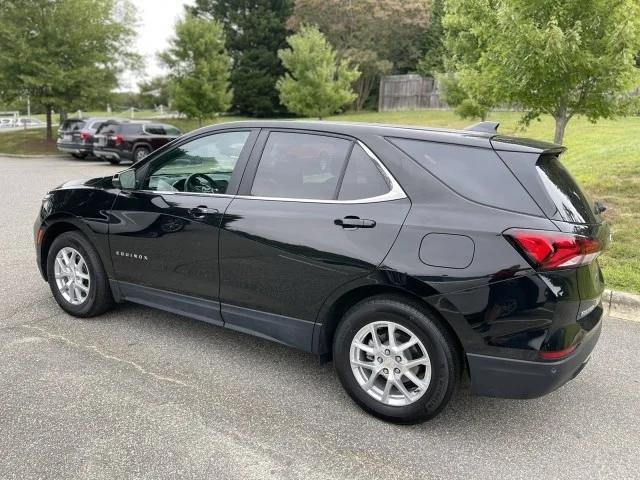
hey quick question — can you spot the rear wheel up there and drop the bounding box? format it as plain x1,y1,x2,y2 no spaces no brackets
333,295,461,424
133,146,150,163
47,231,114,318
107,158,121,165
71,153,87,159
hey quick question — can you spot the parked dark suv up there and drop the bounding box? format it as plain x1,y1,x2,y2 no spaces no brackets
34,121,609,423
93,120,181,164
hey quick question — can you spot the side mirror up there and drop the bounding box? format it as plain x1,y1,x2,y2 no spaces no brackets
113,169,137,190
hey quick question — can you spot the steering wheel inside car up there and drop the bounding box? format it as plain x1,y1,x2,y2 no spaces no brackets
185,173,217,193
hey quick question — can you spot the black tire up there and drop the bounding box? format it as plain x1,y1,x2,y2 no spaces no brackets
333,295,461,424
107,158,121,165
71,153,87,159
133,146,150,163
46,231,114,318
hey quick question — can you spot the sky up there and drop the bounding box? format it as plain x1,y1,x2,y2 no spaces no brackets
120,0,194,91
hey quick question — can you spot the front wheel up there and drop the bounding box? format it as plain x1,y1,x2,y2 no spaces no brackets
333,295,461,424
47,231,114,318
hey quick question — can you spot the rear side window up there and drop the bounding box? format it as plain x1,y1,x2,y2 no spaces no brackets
251,132,352,200
338,144,390,200
121,123,142,135
388,137,541,215
536,154,596,224
144,124,165,135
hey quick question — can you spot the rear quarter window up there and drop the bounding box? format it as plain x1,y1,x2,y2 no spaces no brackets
388,137,542,215
163,125,181,136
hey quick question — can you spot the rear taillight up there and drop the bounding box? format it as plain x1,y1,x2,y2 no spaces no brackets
112,134,124,146
539,344,577,361
504,229,601,270
80,131,92,142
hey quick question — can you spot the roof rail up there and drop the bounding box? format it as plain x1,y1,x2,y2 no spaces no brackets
464,121,500,134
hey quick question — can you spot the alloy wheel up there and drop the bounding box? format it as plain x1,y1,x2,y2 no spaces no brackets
350,321,432,406
54,247,91,305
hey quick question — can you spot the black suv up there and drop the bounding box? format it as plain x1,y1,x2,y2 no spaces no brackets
34,121,608,424
93,121,181,164
56,118,114,159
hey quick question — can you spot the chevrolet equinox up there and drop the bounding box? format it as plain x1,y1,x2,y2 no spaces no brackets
34,121,609,424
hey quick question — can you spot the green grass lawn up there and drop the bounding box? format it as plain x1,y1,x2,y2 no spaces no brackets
2,109,638,293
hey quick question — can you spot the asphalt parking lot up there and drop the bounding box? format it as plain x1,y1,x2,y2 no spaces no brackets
1,154,639,480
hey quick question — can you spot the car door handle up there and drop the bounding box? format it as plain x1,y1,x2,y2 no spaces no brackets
334,216,376,229
188,206,217,219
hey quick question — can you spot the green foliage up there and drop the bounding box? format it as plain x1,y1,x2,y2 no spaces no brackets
439,74,490,120
0,0,137,138
417,0,445,76
277,25,360,118
190,0,293,117
160,14,232,124
444,0,640,144
288,0,431,110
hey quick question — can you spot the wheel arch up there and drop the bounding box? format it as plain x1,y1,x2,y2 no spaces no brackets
313,279,466,365
40,217,93,281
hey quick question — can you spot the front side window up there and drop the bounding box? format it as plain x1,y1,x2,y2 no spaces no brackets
251,132,352,200
145,131,250,194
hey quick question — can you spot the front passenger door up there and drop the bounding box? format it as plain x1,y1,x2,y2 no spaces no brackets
109,129,257,323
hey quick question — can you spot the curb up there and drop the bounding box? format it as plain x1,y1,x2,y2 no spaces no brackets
604,289,640,323
0,153,65,158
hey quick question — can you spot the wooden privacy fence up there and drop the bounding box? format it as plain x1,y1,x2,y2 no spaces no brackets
378,74,447,112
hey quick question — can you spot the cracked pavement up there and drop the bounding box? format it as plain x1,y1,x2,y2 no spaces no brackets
1,155,639,480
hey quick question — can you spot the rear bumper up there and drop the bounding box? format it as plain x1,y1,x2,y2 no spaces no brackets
94,148,122,161
57,142,92,155
467,316,602,399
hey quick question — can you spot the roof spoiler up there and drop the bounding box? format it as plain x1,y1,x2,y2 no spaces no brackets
464,121,500,134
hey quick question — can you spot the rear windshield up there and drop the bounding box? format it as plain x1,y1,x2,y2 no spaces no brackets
61,119,85,131
96,122,120,135
536,154,597,224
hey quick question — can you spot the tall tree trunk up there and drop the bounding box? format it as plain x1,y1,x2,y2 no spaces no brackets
45,105,53,140
353,74,374,111
553,114,569,145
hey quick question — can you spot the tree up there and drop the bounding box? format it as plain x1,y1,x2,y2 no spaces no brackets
190,0,293,117
440,74,491,121
160,14,232,126
277,25,360,118
417,0,445,77
444,0,640,144
0,0,137,140
288,0,431,110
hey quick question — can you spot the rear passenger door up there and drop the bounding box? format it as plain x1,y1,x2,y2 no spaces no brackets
218,130,411,350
